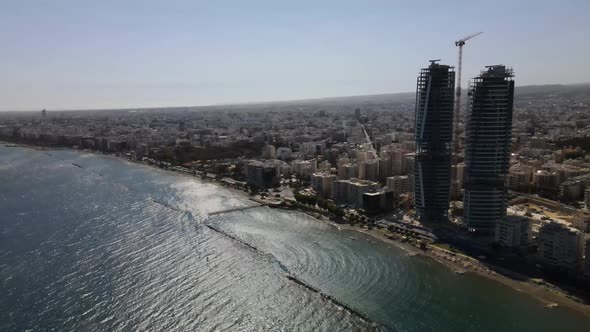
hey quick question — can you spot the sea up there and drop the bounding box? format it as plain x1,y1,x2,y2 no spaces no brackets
1,145,590,331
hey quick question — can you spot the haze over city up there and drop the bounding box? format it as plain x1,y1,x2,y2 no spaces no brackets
2,0,589,110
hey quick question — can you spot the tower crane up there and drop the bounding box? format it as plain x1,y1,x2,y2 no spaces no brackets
452,31,482,197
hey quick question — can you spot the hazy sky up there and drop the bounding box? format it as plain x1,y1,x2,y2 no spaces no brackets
1,0,589,110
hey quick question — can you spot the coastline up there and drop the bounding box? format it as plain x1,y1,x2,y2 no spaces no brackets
4,142,590,317
244,197,590,317
310,216,590,317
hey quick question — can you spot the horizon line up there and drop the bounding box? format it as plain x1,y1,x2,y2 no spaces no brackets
1,81,588,113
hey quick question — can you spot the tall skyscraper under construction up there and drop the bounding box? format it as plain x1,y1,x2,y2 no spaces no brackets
464,65,515,234
414,61,455,223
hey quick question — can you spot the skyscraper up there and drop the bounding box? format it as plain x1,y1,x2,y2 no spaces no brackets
414,61,455,223
464,65,515,234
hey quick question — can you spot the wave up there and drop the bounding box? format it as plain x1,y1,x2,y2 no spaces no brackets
149,198,198,223
204,224,383,329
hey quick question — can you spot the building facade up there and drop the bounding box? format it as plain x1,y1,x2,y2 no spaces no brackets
509,164,533,193
386,175,411,202
362,190,394,214
261,144,276,159
332,179,380,208
572,211,590,233
464,65,515,234
414,61,455,223
537,222,584,271
311,172,337,198
244,160,279,188
495,215,532,248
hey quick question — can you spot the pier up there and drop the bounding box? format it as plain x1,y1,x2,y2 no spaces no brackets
208,204,264,216
205,224,375,325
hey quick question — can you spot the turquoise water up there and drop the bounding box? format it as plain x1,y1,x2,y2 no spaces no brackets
1,146,589,331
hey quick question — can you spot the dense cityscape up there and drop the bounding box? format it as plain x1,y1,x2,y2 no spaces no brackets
5,0,590,329
2,63,590,309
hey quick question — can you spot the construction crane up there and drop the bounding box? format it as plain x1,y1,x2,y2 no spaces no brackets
452,31,482,197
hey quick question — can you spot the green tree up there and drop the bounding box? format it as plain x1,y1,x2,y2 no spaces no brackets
334,207,345,218
317,198,328,209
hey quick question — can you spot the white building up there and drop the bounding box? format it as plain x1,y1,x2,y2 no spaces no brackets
338,163,358,180
391,150,405,175
509,164,533,192
495,215,532,248
332,179,380,208
291,159,317,178
386,175,411,202
311,172,337,198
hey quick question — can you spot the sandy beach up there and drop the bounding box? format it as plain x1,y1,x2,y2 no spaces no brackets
310,214,590,317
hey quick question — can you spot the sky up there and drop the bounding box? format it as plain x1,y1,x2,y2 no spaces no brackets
1,0,589,111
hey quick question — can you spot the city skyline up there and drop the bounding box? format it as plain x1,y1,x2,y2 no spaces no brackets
2,61,590,328
2,0,590,111
3,1,590,330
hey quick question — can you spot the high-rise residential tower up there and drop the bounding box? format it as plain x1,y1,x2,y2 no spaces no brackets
464,65,515,234
414,61,455,223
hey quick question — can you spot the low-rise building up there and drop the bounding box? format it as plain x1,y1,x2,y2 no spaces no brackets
362,192,382,214
386,175,411,202
534,170,560,197
338,163,358,180
311,172,337,198
291,159,317,178
261,144,276,159
509,164,534,192
495,215,532,248
244,160,279,188
537,221,584,271
332,178,380,208
362,190,394,214
560,180,585,202
572,211,590,233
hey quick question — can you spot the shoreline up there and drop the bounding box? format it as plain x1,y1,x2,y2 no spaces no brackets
311,216,590,317
4,142,590,317
256,199,590,317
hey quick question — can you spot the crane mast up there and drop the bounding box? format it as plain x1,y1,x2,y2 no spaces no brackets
452,32,482,199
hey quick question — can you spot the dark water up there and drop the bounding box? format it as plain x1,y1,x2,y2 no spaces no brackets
1,146,589,331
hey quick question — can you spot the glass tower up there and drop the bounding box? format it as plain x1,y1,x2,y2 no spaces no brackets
463,65,515,234
414,61,455,223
